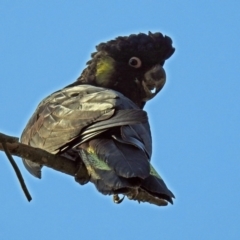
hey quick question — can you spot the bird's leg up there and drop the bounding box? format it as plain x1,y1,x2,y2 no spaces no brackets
113,194,125,204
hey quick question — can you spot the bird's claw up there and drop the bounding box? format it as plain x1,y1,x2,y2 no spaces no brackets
113,194,125,204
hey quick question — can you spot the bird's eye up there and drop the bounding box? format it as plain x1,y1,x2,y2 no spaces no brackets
128,57,142,68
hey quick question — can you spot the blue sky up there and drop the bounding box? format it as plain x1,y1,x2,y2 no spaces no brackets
1,1,240,239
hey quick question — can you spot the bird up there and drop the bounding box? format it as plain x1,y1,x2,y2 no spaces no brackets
21,31,175,206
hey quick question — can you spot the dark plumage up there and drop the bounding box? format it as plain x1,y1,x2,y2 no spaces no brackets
21,32,175,206
77,31,174,108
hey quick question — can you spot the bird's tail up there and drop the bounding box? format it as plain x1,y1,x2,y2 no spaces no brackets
78,138,174,205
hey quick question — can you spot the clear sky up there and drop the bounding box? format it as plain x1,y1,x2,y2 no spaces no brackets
0,1,239,239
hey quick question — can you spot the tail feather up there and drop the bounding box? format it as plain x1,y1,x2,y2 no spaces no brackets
80,138,150,179
141,175,174,204
92,177,141,196
93,169,141,190
79,148,142,193
140,164,174,204
78,136,174,205
78,138,174,204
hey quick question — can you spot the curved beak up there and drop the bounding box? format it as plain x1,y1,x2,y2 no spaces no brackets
142,64,166,101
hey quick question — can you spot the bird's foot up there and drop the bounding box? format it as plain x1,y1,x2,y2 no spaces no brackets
113,194,125,204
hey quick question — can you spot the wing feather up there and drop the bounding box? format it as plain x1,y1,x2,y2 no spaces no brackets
21,85,144,177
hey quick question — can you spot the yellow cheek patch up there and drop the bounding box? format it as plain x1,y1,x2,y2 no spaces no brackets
96,56,115,86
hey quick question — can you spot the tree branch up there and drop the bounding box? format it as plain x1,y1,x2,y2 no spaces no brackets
0,132,85,176
2,141,32,201
0,132,168,206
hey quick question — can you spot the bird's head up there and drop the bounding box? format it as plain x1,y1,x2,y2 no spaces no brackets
77,32,175,108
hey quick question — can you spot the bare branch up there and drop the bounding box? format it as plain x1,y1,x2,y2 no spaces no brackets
0,132,85,177
2,141,32,201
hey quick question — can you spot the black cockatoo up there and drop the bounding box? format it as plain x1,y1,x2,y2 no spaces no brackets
21,32,175,206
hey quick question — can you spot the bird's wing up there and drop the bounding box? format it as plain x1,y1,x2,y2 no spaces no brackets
20,84,148,178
